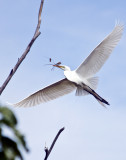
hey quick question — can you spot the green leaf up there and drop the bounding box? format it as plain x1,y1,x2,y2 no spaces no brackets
14,129,29,152
0,107,17,127
1,136,23,160
0,106,29,159
0,151,7,160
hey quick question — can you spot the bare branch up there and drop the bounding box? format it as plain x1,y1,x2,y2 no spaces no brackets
44,127,65,160
0,0,44,95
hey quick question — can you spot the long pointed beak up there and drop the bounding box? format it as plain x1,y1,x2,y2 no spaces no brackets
53,64,63,69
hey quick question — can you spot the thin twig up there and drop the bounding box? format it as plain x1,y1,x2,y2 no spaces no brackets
0,0,44,95
44,127,65,160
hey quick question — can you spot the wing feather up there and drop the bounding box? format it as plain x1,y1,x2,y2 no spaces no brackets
76,24,124,78
13,78,76,107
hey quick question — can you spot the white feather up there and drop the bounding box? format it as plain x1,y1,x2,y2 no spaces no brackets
13,79,76,107
76,24,124,78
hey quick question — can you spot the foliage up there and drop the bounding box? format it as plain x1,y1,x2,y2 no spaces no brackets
0,106,29,160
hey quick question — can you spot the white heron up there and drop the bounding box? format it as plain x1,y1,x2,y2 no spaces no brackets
13,24,123,107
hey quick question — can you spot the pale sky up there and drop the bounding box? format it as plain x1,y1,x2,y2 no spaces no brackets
0,0,126,160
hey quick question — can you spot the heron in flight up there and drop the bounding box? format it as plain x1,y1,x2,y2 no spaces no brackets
13,24,123,107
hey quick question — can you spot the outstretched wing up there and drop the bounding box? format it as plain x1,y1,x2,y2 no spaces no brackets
13,78,76,107
76,24,124,78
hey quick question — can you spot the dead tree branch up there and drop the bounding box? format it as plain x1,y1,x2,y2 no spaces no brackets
44,127,65,160
0,0,44,95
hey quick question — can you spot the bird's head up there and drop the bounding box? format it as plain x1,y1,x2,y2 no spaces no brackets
53,64,71,71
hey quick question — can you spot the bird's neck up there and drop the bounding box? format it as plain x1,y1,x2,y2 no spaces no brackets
64,70,76,82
